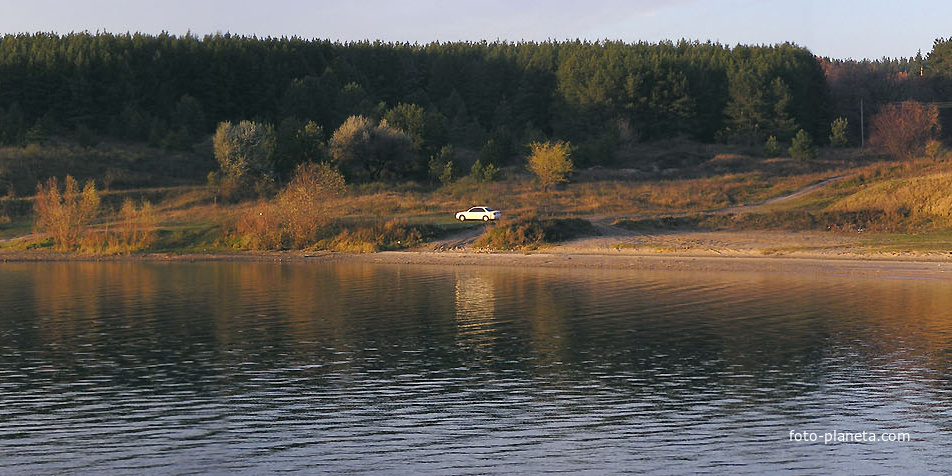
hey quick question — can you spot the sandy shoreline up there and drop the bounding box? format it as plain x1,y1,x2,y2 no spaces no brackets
332,250,952,279
4,247,952,280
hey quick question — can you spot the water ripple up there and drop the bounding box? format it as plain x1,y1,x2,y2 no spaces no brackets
1,262,952,474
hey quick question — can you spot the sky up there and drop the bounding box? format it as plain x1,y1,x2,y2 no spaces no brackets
0,0,949,60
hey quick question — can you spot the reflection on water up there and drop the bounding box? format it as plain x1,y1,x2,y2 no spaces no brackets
2,262,952,474
454,272,497,356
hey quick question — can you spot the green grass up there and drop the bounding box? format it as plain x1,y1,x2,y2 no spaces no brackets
854,232,952,254
0,141,213,197
0,216,33,241
612,209,895,233
0,233,52,251
150,224,237,253
316,220,446,253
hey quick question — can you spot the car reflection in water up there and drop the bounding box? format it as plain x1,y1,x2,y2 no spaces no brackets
454,271,498,354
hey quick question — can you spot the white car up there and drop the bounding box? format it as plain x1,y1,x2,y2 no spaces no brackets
456,206,501,222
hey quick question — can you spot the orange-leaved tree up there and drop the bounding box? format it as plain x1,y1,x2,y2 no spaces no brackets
869,101,940,160
278,162,346,248
238,162,346,249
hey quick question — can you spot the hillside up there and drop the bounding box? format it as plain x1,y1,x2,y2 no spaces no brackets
3,135,952,257
2,33,952,256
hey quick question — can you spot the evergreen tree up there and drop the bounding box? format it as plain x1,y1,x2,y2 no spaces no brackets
829,117,849,147
273,117,326,179
427,145,456,186
0,103,25,145
169,94,206,141
470,159,499,183
0,33,845,179
722,66,766,144
789,129,817,161
764,135,781,157
764,78,798,141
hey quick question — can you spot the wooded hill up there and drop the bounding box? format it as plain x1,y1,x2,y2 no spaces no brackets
0,33,950,176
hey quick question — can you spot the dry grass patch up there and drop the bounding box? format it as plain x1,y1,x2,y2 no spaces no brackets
830,173,952,226
321,219,439,252
474,216,598,250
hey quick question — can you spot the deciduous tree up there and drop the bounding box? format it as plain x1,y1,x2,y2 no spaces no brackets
278,162,346,248
527,140,574,191
237,162,346,249
869,101,940,160
212,120,275,197
329,115,415,182
33,175,100,250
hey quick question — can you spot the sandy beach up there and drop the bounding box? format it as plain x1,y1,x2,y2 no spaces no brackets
5,231,952,280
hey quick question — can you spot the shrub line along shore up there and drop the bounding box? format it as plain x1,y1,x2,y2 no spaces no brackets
4,248,952,280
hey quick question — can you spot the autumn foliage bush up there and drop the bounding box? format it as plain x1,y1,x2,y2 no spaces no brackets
238,162,346,249
869,101,941,160
527,140,574,191
109,199,158,251
33,175,100,249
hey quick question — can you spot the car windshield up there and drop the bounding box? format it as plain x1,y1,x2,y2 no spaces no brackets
485,208,495,212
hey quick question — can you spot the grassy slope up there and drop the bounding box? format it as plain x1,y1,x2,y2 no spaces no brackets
3,139,952,255
753,156,952,231
0,140,215,196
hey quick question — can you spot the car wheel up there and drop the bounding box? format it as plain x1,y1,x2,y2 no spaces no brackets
458,216,466,222
482,215,489,221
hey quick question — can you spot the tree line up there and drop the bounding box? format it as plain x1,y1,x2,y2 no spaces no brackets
0,33,950,181
822,37,952,144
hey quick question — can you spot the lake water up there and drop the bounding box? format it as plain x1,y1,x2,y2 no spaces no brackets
1,261,951,474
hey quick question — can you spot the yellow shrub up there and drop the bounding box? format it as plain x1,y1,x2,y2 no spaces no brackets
114,199,158,251
33,175,100,250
